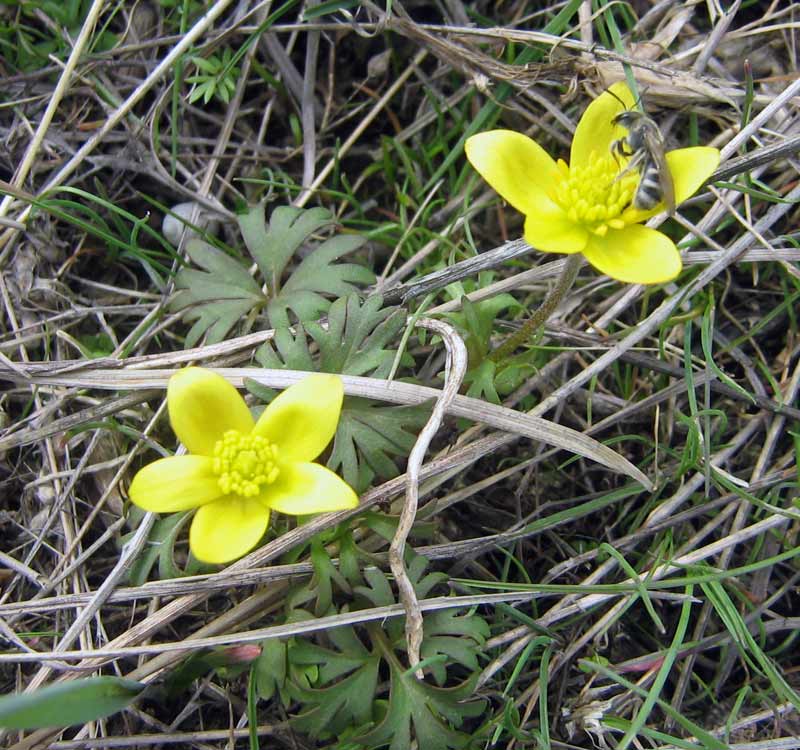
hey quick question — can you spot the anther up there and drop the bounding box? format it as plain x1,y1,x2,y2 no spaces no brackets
212,431,280,498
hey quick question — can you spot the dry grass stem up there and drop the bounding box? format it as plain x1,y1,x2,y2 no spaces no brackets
2,2,799,747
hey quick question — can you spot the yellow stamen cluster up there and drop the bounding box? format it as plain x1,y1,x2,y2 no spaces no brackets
553,153,637,236
212,430,280,497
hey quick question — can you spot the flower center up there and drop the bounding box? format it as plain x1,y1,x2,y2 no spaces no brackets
553,152,638,235
212,431,280,498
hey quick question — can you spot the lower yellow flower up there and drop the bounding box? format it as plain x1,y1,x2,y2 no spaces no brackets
128,368,358,564
465,82,720,284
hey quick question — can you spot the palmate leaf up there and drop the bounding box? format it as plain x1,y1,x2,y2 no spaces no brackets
171,239,265,347
240,203,374,329
282,554,489,748
355,556,446,611
253,639,287,703
171,204,373,346
354,643,485,750
288,622,485,750
240,204,332,284
353,560,487,683
255,294,410,378
444,294,536,404
329,398,429,493
421,609,491,686
443,293,521,364
253,294,427,492
266,232,375,329
307,294,409,378
290,627,381,738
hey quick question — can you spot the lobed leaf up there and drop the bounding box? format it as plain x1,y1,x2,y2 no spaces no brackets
421,608,491,685
254,639,288,703
170,239,264,346
290,632,381,738
239,204,333,284
255,294,424,492
327,398,430,493
266,233,375,329
306,294,410,378
172,206,373,346
354,638,486,750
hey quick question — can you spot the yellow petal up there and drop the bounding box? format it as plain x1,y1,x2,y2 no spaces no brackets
128,455,221,512
582,225,681,284
263,462,358,515
253,374,343,463
190,496,270,564
571,82,635,169
623,146,721,222
465,130,560,215
524,209,588,254
168,368,254,456
667,146,720,204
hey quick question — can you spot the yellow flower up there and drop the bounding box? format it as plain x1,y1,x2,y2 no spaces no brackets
128,368,358,564
465,82,720,284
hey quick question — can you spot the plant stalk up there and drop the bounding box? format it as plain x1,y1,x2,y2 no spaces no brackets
488,254,582,363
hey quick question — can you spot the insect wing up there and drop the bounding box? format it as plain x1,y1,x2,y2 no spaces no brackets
643,127,674,213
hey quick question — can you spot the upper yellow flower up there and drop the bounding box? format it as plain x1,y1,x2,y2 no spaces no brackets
465,82,720,284
128,368,358,564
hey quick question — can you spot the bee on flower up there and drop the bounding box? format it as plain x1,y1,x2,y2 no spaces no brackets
465,82,720,284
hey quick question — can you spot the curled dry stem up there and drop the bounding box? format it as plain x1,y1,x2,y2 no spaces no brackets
388,317,467,675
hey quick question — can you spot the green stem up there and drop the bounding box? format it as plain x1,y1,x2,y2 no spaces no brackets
488,254,582,364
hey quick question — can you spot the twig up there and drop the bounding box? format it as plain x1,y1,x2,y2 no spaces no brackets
297,1,320,204
0,0,106,218
389,317,467,673
0,366,652,489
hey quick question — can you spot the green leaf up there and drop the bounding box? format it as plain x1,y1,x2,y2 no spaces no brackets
0,677,145,729
186,50,241,106
354,565,397,608
239,204,333,287
443,293,521,363
307,537,353,616
462,359,500,404
266,232,374,329
254,293,411,378
254,294,425,492
306,295,410,378
240,204,374,329
281,554,490,748
163,650,232,698
254,639,288,702
290,630,381,737
253,324,317,374
353,556,448,643
171,239,264,347
124,511,192,585
421,608,490,685
328,397,430,493
171,206,372,346
447,293,537,404
288,617,486,749
355,629,486,750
